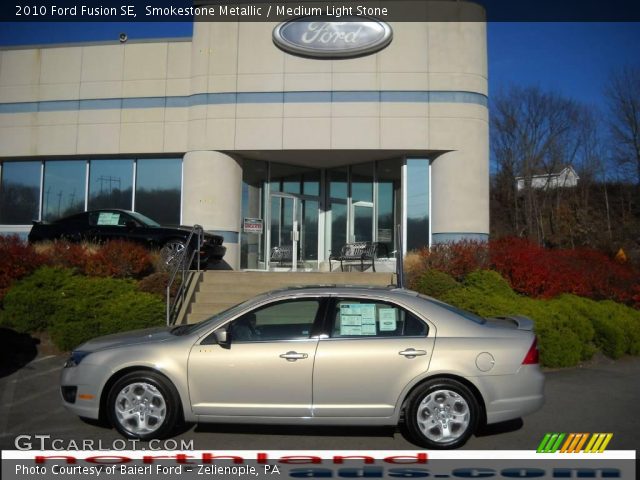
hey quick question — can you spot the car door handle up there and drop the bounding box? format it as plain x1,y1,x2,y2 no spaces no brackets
399,348,427,358
279,351,308,362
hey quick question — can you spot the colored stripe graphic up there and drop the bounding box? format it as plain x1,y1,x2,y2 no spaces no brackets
537,433,613,453
560,433,589,453
537,433,566,453
584,433,614,453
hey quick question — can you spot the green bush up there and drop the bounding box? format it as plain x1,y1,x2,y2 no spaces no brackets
413,269,460,298
412,269,640,368
0,267,165,351
0,267,76,332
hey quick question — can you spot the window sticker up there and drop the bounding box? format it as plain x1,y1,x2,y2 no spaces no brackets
97,212,120,226
362,323,377,335
360,304,376,325
379,308,398,331
339,303,377,336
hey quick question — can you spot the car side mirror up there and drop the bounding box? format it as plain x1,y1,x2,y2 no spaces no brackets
214,329,230,349
125,220,136,230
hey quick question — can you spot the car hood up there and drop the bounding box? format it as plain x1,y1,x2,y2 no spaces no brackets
76,326,174,353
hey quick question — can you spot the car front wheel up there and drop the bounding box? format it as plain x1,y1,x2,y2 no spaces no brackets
107,371,180,440
160,239,187,267
403,378,479,449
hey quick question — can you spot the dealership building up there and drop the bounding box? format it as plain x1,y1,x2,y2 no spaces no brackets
0,2,488,270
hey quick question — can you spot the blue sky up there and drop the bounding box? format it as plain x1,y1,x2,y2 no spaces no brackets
0,21,638,114
488,22,640,113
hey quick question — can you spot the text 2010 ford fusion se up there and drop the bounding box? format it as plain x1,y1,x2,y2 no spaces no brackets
61,286,544,449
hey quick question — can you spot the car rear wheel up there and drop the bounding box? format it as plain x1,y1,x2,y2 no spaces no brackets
160,239,187,267
107,371,180,440
403,378,479,449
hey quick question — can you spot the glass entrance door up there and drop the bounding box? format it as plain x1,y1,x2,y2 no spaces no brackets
350,201,374,242
269,194,301,271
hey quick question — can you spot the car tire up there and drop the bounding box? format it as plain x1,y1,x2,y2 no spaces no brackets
107,371,181,440
403,378,479,449
160,239,187,267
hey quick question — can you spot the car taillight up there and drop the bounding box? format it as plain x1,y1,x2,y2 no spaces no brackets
522,337,539,364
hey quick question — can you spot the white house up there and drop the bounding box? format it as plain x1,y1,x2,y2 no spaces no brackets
516,166,580,192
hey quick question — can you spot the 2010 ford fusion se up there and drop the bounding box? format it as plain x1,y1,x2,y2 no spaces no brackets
61,286,544,449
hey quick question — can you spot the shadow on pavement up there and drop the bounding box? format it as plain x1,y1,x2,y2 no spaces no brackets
0,327,40,378
476,418,524,437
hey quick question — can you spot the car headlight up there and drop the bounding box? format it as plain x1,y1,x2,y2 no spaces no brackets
64,351,91,368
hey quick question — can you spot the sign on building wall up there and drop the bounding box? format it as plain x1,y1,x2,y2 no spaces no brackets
243,218,264,234
273,16,393,59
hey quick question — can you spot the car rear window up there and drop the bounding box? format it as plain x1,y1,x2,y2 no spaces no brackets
420,295,486,324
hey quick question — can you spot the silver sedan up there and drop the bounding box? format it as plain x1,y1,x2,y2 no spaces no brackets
60,286,544,449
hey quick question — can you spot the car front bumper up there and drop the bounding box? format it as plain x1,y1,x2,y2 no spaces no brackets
60,364,103,420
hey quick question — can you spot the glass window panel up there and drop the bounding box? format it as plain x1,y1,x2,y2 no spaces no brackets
351,163,373,202
376,159,402,254
283,179,301,195
88,159,133,210
331,299,427,338
270,163,303,195
406,159,430,251
135,158,181,225
228,299,320,342
42,161,86,221
330,202,347,255
328,167,348,200
0,161,41,224
241,159,267,269
301,199,318,261
270,196,282,253
352,204,373,242
302,171,320,196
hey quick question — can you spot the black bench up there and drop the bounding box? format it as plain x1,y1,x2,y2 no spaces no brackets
329,241,388,272
270,245,294,267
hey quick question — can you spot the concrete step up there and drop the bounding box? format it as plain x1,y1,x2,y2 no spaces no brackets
191,294,254,311
187,312,223,323
199,271,394,286
186,271,397,324
196,284,269,295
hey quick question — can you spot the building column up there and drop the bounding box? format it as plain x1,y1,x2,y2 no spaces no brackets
430,148,490,244
182,151,242,269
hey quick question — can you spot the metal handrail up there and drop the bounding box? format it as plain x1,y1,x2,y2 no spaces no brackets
166,224,203,326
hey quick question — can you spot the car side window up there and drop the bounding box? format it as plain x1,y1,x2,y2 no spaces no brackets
88,211,126,227
330,299,428,338
224,299,321,343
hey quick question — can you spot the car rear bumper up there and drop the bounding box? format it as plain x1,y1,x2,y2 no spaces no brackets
200,244,226,262
477,364,545,425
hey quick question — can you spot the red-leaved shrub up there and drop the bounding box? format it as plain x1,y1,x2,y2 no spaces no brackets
490,237,639,306
84,240,153,279
412,237,639,307
0,235,45,300
417,240,489,280
42,241,90,272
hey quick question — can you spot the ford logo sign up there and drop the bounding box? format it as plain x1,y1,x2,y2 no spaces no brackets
273,16,393,59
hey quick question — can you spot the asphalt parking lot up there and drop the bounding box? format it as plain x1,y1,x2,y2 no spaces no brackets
1,353,638,451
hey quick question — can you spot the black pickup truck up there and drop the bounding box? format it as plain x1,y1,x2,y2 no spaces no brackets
28,209,225,266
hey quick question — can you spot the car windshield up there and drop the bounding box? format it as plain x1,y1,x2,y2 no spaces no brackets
127,211,161,227
170,295,269,336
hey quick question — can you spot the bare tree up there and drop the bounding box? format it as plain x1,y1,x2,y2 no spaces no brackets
605,66,640,185
491,86,590,244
